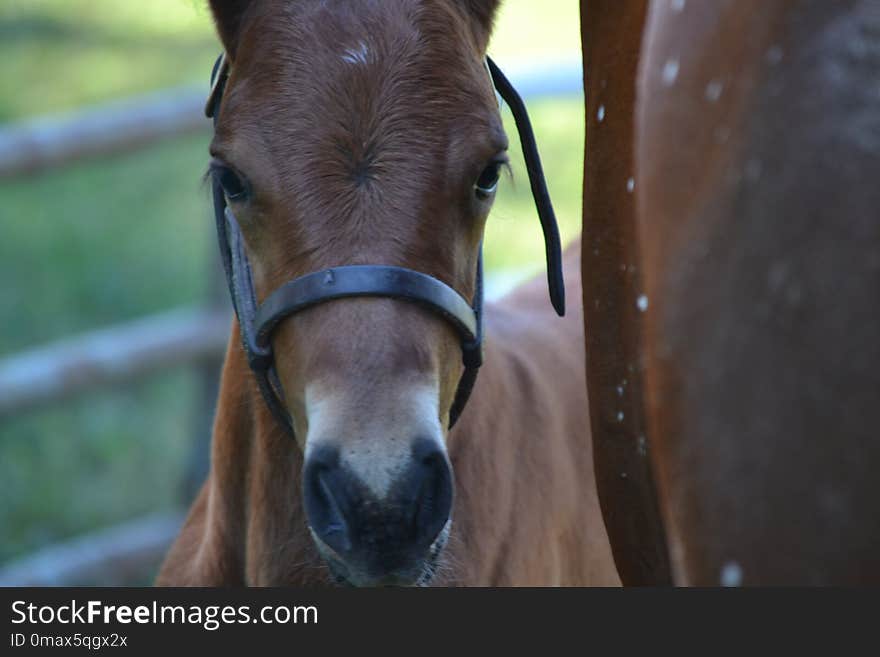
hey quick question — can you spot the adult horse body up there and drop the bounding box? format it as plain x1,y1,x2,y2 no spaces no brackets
583,0,880,584
158,0,618,587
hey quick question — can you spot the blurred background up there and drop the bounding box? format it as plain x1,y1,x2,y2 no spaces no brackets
0,0,584,584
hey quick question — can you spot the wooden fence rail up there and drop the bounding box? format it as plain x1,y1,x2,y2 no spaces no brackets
0,84,207,179
0,307,229,419
0,512,184,586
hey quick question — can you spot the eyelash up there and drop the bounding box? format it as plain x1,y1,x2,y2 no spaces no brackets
475,157,509,199
210,162,249,202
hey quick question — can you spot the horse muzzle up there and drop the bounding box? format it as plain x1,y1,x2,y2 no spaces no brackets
302,440,454,587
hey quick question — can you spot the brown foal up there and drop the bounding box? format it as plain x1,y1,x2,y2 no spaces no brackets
157,0,618,587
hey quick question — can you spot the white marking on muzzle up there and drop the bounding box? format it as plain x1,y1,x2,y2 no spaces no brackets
304,380,446,499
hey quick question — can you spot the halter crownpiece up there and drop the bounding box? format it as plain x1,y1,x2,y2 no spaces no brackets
205,51,563,436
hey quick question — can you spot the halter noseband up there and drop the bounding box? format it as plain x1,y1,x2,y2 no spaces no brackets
205,52,563,435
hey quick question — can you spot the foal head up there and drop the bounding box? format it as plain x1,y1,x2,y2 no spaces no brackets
207,0,505,585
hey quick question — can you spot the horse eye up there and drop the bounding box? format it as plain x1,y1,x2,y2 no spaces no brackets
475,162,501,198
216,166,249,201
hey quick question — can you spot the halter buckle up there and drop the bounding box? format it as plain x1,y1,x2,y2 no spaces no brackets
246,344,273,372
461,340,483,369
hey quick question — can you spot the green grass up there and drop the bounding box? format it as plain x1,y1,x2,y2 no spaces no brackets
489,100,584,274
0,0,583,565
0,133,214,353
0,0,216,121
1,375,196,563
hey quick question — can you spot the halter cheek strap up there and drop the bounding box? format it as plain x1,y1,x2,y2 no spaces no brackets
205,51,560,436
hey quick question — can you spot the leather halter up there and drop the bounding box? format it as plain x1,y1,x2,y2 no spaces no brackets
205,52,564,435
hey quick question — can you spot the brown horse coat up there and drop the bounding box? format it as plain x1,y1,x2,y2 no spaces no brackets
583,0,880,585
156,0,618,589
158,243,619,586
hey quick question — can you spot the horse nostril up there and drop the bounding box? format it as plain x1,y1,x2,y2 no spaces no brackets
410,440,454,547
303,447,352,555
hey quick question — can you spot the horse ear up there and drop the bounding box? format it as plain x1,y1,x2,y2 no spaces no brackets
458,0,502,45
208,0,252,58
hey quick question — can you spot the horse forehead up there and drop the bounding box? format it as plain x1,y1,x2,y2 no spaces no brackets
225,0,489,133
225,11,493,193
240,0,471,65
218,0,493,244
235,0,480,103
